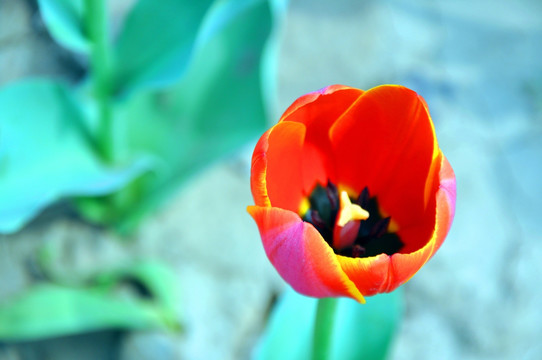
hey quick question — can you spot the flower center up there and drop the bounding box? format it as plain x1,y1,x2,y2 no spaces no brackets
301,181,404,258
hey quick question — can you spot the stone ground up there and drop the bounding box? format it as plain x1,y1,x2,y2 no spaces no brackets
1,0,542,359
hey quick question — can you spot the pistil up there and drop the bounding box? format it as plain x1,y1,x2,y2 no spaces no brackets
333,191,369,249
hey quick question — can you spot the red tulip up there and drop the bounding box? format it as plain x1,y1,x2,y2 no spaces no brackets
247,85,456,303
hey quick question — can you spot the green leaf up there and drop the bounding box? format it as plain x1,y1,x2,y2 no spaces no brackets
37,0,88,53
81,0,277,232
113,0,214,94
0,262,180,341
254,288,404,360
330,290,403,360
95,261,181,331
0,79,152,233
113,0,278,95
0,285,159,341
195,0,265,48
255,289,316,360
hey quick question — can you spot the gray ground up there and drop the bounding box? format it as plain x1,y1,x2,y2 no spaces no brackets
1,0,541,359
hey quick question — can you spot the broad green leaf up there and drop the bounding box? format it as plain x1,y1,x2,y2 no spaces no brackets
195,0,264,49
330,290,403,360
81,0,277,232
113,0,214,94
37,0,88,53
254,289,316,360
0,79,152,233
113,0,277,95
0,262,180,341
254,288,403,360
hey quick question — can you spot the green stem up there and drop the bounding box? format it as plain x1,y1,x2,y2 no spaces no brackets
84,0,113,162
312,297,338,360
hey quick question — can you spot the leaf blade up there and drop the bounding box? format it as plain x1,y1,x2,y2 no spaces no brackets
37,0,88,53
113,0,214,93
98,0,278,232
254,288,404,360
0,79,151,233
0,282,168,341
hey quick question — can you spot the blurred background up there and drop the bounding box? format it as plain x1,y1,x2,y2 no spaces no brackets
0,0,541,359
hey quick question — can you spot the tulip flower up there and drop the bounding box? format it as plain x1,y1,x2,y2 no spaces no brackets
247,84,456,304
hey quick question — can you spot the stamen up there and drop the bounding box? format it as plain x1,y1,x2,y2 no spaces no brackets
357,186,370,209
300,182,404,258
309,210,328,230
326,181,339,209
351,245,366,258
370,217,391,238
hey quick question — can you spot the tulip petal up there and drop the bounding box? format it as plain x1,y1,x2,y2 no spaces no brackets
250,121,306,212
253,86,365,211
279,85,360,124
281,86,364,194
336,155,456,296
387,155,456,289
329,85,438,240
250,128,273,207
247,205,365,303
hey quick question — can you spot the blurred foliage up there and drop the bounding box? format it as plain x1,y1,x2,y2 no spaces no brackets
38,0,88,53
0,0,284,342
255,288,403,360
0,80,152,233
0,261,180,340
0,0,281,234
77,0,276,232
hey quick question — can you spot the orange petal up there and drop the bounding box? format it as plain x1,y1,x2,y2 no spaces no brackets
281,85,364,193
329,85,438,233
387,155,456,290
250,127,273,207
279,85,360,124
250,121,306,212
336,155,456,295
247,205,365,303
336,254,391,296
